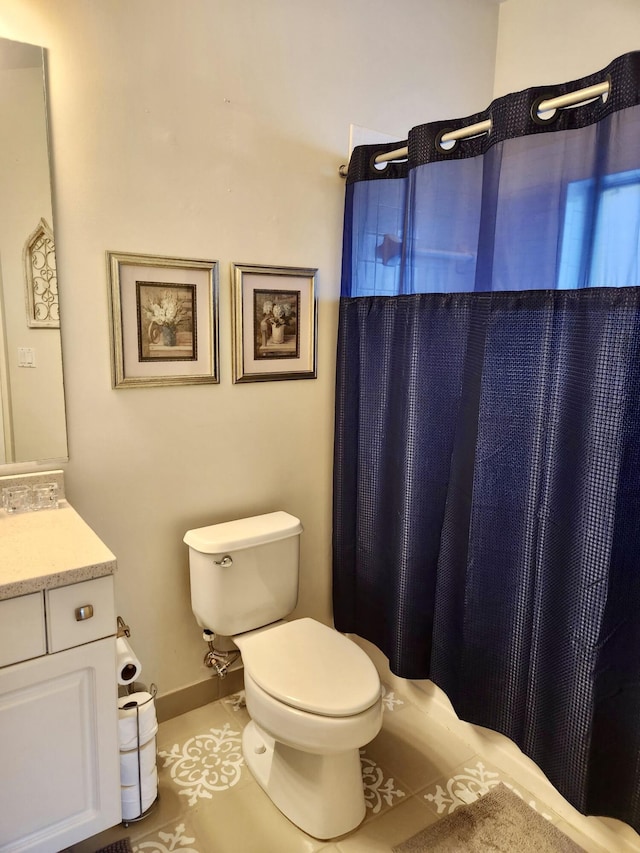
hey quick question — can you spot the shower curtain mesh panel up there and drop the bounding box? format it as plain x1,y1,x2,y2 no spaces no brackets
333,51,640,832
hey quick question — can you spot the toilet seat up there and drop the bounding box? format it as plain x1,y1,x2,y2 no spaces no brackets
243,670,383,755
235,618,380,717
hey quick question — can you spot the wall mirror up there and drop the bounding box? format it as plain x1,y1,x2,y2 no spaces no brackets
0,36,68,466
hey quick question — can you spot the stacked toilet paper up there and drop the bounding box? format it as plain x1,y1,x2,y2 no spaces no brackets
117,690,158,820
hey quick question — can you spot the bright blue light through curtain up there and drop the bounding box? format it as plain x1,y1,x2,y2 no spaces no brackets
333,52,640,831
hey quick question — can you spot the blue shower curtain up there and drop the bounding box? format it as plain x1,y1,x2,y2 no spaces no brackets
333,52,640,831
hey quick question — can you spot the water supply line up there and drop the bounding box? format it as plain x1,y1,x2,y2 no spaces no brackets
202,630,240,679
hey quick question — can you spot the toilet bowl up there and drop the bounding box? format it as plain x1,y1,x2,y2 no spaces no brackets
234,618,383,839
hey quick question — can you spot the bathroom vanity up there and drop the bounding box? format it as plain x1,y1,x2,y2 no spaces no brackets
0,474,121,853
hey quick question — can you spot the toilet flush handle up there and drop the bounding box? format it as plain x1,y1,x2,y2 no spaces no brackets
213,555,233,568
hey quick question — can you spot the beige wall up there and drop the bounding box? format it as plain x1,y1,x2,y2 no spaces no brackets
2,0,635,705
0,0,499,696
494,0,640,96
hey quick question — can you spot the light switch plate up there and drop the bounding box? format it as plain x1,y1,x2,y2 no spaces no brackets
18,347,36,367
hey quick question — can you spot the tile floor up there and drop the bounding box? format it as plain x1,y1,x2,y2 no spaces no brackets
70,683,639,853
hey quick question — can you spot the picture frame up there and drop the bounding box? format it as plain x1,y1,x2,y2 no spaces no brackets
107,251,219,388
231,263,317,383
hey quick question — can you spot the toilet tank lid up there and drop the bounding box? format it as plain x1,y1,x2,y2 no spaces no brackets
183,511,303,554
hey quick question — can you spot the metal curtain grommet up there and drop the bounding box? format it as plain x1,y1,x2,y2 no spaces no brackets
369,152,389,175
531,94,559,125
435,128,458,154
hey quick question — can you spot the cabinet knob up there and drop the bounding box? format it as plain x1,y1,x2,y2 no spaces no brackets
75,604,94,621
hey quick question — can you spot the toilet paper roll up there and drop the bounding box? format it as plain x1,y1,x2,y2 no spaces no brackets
121,766,158,820
116,636,142,686
117,691,158,750
120,735,157,786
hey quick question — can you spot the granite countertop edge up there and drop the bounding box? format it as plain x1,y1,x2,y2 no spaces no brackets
0,559,117,601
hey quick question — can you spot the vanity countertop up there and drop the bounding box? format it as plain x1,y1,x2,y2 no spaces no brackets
0,501,116,600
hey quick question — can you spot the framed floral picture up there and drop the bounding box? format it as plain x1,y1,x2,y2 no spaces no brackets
107,251,219,388
231,263,317,383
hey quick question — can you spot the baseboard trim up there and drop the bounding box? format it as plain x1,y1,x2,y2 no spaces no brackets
155,666,244,723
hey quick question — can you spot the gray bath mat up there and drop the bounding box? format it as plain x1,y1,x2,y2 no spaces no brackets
393,784,585,852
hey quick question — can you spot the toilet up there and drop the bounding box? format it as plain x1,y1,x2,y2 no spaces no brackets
183,511,382,840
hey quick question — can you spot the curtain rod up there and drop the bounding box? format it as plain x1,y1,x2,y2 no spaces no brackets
339,80,610,177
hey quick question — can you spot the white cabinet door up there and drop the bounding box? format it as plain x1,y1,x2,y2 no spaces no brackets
0,637,121,853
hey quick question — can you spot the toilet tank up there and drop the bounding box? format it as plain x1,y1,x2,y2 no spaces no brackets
184,511,303,637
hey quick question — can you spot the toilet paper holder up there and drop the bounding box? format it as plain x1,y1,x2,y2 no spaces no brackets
117,616,131,638
120,683,159,825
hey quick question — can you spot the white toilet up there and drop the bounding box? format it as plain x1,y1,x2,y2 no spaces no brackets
184,511,382,840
